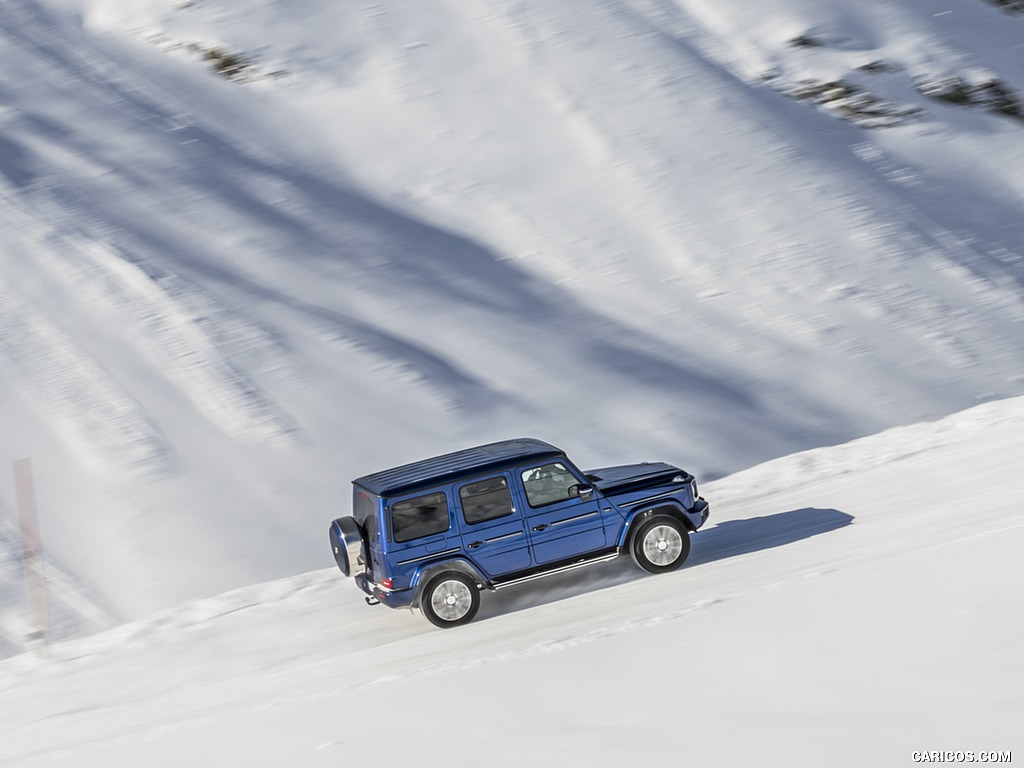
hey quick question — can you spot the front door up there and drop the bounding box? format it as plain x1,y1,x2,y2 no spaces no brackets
515,461,605,565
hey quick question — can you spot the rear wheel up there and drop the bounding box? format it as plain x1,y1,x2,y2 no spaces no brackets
631,516,690,574
420,572,480,628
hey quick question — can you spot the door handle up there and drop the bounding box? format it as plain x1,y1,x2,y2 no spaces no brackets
532,524,549,532
467,541,484,549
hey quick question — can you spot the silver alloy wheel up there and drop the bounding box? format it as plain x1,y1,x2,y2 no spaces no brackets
642,524,684,567
430,578,475,622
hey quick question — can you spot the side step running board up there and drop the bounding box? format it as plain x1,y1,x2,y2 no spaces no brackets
492,551,620,591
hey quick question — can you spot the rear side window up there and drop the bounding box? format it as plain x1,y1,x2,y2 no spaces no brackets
391,492,450,543
460,476,514,524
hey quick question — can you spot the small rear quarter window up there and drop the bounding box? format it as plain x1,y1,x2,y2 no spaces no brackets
391,492,450,543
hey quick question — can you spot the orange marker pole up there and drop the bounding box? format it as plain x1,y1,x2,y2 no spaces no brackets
13,458,49,657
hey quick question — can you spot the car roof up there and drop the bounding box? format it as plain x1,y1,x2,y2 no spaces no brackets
353,438,564,497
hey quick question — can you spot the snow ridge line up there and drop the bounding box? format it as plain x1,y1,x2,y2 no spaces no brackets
707,394,1024,505
24,569,340,663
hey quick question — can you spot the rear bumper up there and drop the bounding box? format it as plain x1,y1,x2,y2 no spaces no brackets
355,573,416,609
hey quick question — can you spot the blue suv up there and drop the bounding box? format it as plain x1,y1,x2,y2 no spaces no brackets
329,438,709,627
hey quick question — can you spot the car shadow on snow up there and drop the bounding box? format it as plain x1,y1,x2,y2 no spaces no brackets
685,507,854,567
477,507,854,622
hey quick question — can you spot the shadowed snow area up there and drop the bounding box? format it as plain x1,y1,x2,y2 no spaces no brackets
0,0,1023,650
1,396,1021,766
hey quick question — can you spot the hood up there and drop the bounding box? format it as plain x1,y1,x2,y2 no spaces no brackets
584,462,685,493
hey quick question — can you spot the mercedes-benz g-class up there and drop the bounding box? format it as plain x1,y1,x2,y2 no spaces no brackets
329,438,709,627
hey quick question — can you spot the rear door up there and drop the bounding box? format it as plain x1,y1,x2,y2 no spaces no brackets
515,460,606,565
455,474,531,577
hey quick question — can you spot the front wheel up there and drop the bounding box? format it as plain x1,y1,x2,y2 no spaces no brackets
420,572,481,628
631,516,690,574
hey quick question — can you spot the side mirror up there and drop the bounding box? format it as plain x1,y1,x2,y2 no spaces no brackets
569,484,595,501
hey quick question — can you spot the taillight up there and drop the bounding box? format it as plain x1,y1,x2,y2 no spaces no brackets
381,578,393,589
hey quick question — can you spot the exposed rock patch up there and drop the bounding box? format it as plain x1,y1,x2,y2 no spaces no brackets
774,77,922,128
776,26,1024,129
145,33,288,83
916,74,1024,121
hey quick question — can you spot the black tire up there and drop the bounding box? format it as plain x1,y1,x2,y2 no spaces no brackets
420,572,480,628
630,516,690,574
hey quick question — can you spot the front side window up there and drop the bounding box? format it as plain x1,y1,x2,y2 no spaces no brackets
460,476,514,524
521,462,578,508
391,491,449,543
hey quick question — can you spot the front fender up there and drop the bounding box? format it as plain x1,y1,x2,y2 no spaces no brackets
617,502,693,547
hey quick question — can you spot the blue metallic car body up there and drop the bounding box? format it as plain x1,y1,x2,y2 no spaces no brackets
330,438,710,614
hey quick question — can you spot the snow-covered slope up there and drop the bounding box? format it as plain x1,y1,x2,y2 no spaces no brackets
1,396,1020,767
1,0,1023,636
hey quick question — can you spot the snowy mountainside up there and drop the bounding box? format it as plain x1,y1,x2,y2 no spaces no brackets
1,395,1021,767
1,0,1023,636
